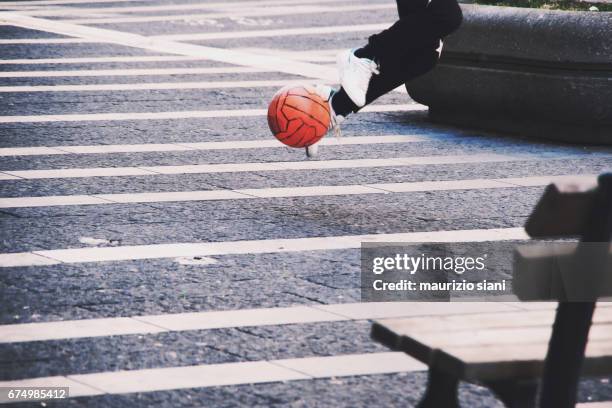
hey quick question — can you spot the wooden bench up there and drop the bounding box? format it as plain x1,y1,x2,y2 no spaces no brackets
372,303,612,408
371,173,612,408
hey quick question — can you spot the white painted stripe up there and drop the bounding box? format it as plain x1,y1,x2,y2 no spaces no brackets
274,352,425,379
367,175,602,192
0,104,423,123
96,190,251,204
0,195,112,208
0,172,21,180
368,178,512,193
0,252,59,267
0,0,145,6
0,305,343,343
64,4,395,25
0,22,390,44
0,0,354,9
0,108,265,123
236,184,388,199
316,302,522,320
0,352,424,400
0,56,204,65
0,316,167,343
0,302,520,344
0,79,324,93
498,175,602,187
0,66,276,78
0,174,594,209
236,47,342,62
0,135,426,156
151,23,390,41
75,359,307,394
3,166,160,179
0,154,524,180
20,0,359,16
0,13,341,82
23,11,125,19
0,227,529,267
0,54,336,67
0,38,87,44
0,146,69,156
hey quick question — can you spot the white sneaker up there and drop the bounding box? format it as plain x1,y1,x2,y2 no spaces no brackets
305,84,345,158
337,48,379,108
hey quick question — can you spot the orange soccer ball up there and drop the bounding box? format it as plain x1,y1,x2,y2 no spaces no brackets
267,85,330,148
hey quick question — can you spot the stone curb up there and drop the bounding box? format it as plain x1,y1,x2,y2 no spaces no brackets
406,5,612,144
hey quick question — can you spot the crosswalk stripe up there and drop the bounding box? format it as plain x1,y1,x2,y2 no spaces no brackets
0,38,86,44
275,352,425,379
0,104,423,123
0,52,336,67
0,66,280,78
0,79,324,92
0,227,529,267
0,175,596,209
0,22,391,44
0,56,205,65
235,47,343,62
151,23,390,41
0,173,20,181
64,4,395,25
20,11,124,18
66,4,393,23
0,352,425,400
0,303,522,344
0,135,427,156
0,153,528,180
0,13,340,82
20,0,359,16
0,305,341,343
0,0,356,9
0,0,141,6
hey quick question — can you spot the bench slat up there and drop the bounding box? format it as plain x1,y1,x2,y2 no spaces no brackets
376,306,612,335
372,306,612,381
403,322,612,351
437,340,612,381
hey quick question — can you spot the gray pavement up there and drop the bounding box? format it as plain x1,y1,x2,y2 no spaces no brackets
0,0,611,407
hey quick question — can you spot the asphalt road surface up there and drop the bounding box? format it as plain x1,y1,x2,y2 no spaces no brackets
0,0,611,407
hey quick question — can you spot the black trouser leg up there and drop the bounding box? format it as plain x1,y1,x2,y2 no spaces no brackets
365,0,462,102
332,46,440,116
332,0,461,116
368,0,463,59
361,46,440,108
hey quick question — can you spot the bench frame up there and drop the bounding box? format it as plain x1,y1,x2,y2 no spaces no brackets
539,174,612,408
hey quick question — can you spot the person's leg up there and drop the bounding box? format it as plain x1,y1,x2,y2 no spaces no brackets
359,0,462,62
332,44,440,116
308,0,462,156
332,0,462,116
396,0,431,16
